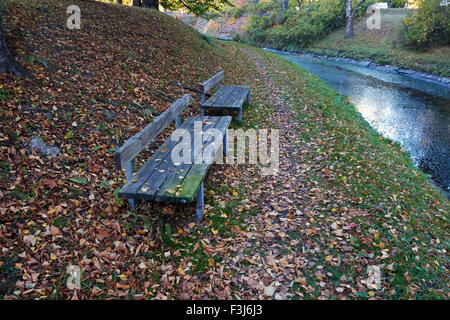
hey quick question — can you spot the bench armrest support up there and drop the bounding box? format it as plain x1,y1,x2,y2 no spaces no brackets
201,70,225,104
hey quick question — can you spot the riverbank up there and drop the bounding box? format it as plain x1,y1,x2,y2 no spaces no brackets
221,7,450,79
266,48,450,197
264,48,450,88
307,9,450,78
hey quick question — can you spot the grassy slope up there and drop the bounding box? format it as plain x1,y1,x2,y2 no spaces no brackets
246,46,449,299
0,0,230,298
0,0,448,300
308,9,450,77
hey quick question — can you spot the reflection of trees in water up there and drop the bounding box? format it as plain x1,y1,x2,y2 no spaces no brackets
418,108,435,148
354,87,449,192
409,106,449,190
286,54,450,193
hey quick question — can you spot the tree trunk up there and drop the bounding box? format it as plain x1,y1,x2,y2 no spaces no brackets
345,0,367,38
345,0,366,38
345,0,354,38
279,0,288,13
345,12,354,38
0,14,30,77
142,0,159,9
132,0,159,9
117,0,123,5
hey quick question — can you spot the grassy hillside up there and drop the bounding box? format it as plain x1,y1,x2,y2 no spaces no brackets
0,0,448,300
308,9,450,77
0,0,238,298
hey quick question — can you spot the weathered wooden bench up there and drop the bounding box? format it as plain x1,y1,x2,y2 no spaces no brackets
201,71,250,122
114,94,232,220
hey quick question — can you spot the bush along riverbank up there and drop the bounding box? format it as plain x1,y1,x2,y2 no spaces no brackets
304,6,450,78
231,2,449,78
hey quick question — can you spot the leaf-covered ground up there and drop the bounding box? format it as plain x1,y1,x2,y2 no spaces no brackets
0,0,448,300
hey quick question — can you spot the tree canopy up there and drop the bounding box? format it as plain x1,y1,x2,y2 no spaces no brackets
162,0,231,15
133,0,232,16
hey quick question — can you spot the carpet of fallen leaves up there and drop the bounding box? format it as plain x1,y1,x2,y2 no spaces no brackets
1,0,449,300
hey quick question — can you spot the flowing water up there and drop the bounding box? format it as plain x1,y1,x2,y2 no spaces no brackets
271,50,450,196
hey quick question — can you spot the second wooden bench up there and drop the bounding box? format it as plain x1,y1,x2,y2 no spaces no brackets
201,71,250,122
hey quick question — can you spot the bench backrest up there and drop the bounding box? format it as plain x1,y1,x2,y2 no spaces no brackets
114,94,190,170
201,70,224,104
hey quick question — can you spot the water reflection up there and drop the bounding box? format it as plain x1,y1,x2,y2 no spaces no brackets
274,52,450,195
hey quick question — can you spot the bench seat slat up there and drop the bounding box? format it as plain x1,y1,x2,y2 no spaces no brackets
203,86,249,109
227,86,250,108
118,117,198,199
134,117,209,200
138,117,219,201
202,86,234,108
154,116,223,202
175,116,232,202
202,86,234,107
213,86,248,109
120,116,231,202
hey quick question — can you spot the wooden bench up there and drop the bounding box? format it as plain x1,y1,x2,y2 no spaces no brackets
114,94,232,220
201,71,250,122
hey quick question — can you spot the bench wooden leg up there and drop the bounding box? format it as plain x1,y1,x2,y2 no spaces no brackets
223,130,228,156
201,108,205,117
126,160,136,211
238,107,242,122
196,182,204,220
128,199,135,211
246,92,250,105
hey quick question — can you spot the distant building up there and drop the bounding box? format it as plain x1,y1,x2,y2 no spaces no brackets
370,2,388,9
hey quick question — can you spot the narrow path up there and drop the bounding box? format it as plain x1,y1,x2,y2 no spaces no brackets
220,49,312,299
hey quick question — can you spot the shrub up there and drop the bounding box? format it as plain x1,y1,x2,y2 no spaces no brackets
239,0,347,50
252,1,277,16
222,4,246,19
401,0,449,49
390,0,408,8
237,0,383,50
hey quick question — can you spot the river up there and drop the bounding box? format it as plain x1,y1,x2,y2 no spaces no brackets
270,50,450,196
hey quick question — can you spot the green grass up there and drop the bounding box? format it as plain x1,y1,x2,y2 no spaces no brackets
308,9,450,77
0,86,11,100
248,46,449,298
